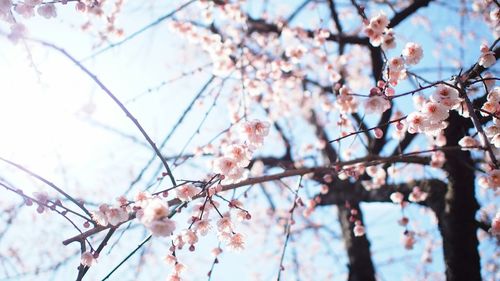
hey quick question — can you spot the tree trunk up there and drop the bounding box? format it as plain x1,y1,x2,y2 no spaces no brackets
440,111,481,281
337,200,376,281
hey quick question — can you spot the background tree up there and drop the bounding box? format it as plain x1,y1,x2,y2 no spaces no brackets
0,0,498,280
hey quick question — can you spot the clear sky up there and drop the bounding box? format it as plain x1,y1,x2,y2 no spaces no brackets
0,1,498,280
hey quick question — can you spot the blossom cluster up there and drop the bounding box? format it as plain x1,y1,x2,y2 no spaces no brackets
213,119,270,183
87,192,177,268
1,0,57,42
491,211,500,235
335,86,359,114
481,87,500,145
406,84,460,136
386,42,423,86
169,20,236,77
164,197,249,280
478,43,497,68
362,165,386,190
363,12,396,50
83,119,268,274
362,42,424,115
0,0,56,21
478,168,500,189
90,197,129,227
364,83,392,115
135,195,176,237
2,0,124,43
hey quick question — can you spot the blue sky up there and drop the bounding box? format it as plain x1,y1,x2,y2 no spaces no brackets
0,1,498,280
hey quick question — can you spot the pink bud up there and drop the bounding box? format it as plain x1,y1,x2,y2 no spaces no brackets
374,128,384,139
480,44,489,53
370,87,381,96
25,198,33,206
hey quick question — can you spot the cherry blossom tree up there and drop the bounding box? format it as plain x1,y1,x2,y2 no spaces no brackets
0,0,499,281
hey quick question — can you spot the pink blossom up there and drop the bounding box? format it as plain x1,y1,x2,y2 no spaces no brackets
492,134,500,148
134,191,152,208
487,87,500,104
213,156,238,176
182,229,199,245
139,198,170,224
194,219,211,236
402,42,423,65
369,12,389,33
8,23,27,44
422,102,449,122
390,192,404,204
164,254,176,265
0,0,11,14
91,211,108,226
106,207,129,226
409,186,428,203
75,1,86,12
176,184,200,202
211,247,223,256
458,136,479,150
335,86,359,114
435,133,447,147
388,57,405,72
478,46,496,68
14,4,35,18
33,191,49,204
431,151,445,168
223,144,251,167
240,119,270,147
364,95,390,114
80,251,95,267
167,274,181,281
402,231,416,250
482,72,496,91
412,94,426,110
364,12,391,47
285,45,306,64
486,169,500,188
37,3,56,19
148,218,176,237
406,112,428,134
227,233,245,251
174,262,187,274
353,222,365,237
207,184,223,196
481,101,497,116
431,85,460,109
381,29,396,50
217,216,233,233
491,212,500,235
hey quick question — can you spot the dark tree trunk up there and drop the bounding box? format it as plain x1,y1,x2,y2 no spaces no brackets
318,180,376,281
440,111,481,281
337,200,376,281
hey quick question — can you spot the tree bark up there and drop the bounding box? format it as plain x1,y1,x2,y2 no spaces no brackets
440,111,481,281
337,196,376,281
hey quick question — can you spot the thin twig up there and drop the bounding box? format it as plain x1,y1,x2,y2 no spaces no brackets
27,39,178,187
